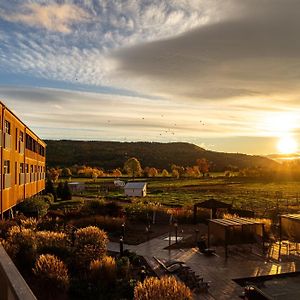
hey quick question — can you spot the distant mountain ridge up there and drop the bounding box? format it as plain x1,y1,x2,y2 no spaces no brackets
45,140,279,171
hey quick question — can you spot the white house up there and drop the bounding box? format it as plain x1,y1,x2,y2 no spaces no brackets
124,182,147,197
68,182,85,193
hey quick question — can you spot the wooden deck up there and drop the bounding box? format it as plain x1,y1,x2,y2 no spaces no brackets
109,234,300,299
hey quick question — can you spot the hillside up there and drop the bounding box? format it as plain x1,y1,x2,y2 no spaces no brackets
45,140,279,171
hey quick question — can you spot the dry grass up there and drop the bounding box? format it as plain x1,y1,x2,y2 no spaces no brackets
134,275,192,300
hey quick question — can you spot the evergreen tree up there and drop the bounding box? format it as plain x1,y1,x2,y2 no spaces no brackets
56,182,64,200
62,181,72,200
45,179,57,201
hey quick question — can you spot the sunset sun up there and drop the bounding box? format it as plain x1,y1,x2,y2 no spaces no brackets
277,136,298,154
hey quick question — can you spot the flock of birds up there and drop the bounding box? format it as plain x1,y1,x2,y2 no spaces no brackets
105,114,206,140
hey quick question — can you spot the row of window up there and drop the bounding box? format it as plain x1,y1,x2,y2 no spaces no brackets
25,134,45,156
4,160,45,175
3,120,45,157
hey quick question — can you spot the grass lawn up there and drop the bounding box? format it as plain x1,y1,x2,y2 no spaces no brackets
65,176,300,217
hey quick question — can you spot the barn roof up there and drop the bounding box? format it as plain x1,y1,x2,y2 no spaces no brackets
124,182,147,189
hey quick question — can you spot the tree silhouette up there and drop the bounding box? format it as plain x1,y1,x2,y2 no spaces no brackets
124,157,142,180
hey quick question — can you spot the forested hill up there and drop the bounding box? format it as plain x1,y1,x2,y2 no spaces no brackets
45,140,278,171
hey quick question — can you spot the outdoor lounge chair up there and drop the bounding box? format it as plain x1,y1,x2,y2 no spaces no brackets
197,240,216,256
153,256,186,273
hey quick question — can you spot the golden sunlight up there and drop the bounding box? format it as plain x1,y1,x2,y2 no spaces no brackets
277,136,298,154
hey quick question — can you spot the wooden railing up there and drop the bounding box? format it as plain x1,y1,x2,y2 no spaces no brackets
0,245,36,300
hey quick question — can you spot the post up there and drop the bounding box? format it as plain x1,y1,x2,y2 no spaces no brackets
225,227,228,259
121,223,125,238
169,230,171,246
120,236,124,256
207,222,210,248
174,222,178,243
278,216,282,261
262,224,265,256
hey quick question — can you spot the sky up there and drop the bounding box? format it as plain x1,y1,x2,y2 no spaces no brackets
0,0,300,155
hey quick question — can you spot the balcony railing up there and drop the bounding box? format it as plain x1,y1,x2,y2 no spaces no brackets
0,244,36,300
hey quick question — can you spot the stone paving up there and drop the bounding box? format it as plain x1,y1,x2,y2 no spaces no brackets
108,234,300,300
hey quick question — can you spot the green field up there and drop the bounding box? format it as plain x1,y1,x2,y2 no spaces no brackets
67,177,300,218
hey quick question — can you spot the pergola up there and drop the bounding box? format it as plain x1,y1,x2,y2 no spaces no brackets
280,214,300,242
279,214,300,258
208,217,265,258
193,199,232,222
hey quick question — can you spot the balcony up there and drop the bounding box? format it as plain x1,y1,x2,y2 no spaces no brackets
0,245,36,300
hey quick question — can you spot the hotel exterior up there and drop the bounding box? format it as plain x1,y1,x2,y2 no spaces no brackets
0,101,46,218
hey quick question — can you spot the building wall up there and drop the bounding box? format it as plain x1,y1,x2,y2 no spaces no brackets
0,102,46,216
124,188,146,197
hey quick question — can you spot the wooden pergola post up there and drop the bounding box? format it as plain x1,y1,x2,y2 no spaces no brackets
208,221,210,248
225,226,228,259
279,216,282,261
262,223,265,256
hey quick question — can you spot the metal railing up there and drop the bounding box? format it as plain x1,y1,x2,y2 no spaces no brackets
0,245,36,300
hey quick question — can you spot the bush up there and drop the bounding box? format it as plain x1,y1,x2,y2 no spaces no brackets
125,202,160,222
6,226,37,269
73,226,108,271
69,215,124,232
33,254,69,292
83,199,105,214
117,256,130,278
62,181,72,200
134,276,192,300
90,256,117,285
36,231,70,259
18,197,50,217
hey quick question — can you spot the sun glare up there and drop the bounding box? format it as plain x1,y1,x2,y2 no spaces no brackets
277,136,298,154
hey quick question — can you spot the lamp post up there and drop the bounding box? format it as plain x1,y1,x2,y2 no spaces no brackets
174,222,178,243
121,223,125,238
120,236,124,256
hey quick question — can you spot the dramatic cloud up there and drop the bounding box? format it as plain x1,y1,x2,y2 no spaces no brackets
0,3,89,33
0,0,300,154
113,0,300,101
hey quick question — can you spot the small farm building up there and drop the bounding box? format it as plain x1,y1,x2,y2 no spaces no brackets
124,182,147,197
68,182,85,193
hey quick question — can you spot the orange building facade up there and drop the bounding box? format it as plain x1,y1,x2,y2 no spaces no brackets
0,101,46,218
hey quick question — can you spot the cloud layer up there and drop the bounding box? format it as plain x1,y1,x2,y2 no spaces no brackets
0,0,300,154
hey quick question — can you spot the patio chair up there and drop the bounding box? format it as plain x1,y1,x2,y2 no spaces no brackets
153,256,186,273
197,240,216,256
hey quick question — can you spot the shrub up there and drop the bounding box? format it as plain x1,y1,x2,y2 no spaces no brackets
56,182,64,200
33,254,69,292
117,256,130,278
83,199,105,214
90,256,117,285
105,201,123,217
73,226,108,270
62,181,72,200
20,217,38,230
69,215,124,232
6,226,37,269
18,196,50,217
36,231,70,259
125,202,162,222
134,276,192,300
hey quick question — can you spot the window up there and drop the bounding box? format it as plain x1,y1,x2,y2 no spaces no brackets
4,120,10,134
31,165,33,173
15,128,18,151
20,163,24,173
20,131,24,142
15,162,17,184
4,160,10,174
25,163,29,173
